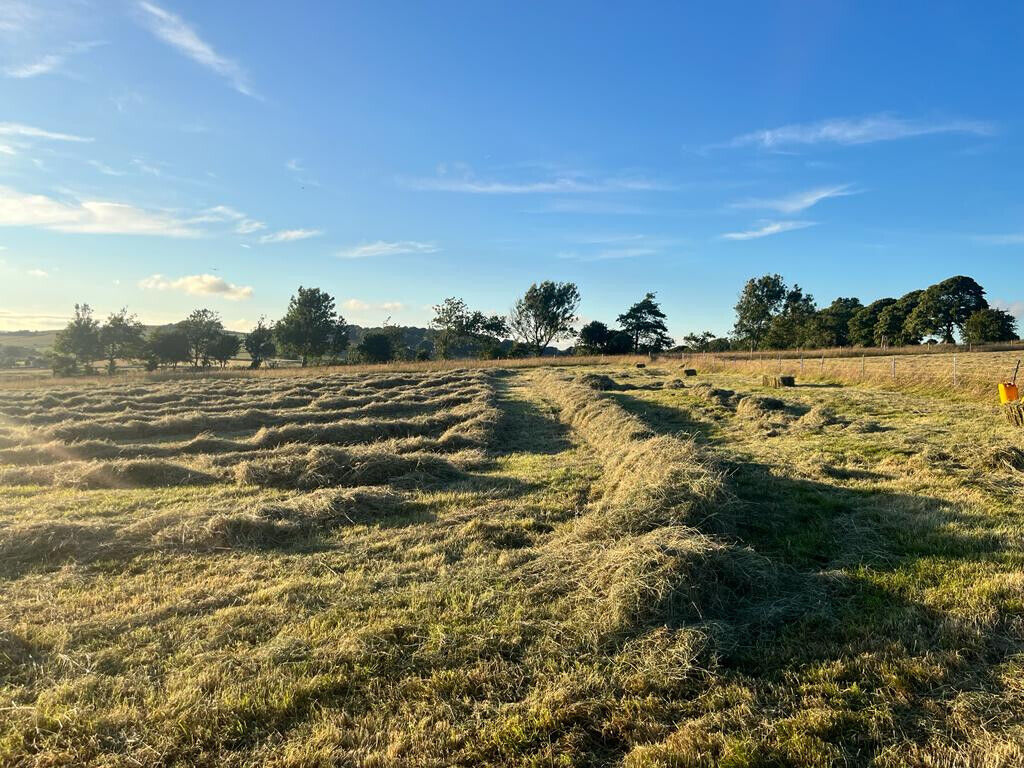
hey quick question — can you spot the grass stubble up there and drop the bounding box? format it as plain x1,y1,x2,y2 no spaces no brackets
0,362,1023,765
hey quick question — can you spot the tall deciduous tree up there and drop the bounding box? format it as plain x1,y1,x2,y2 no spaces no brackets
177,309,224,368
907,275,988,343
508,281,580,356
848,298,896,347
274,287,347,366
357,332,394,363
100,308,145,374
209,332,242,367
54,303,102,373
145,327,191,369
733,274,787,348
617,292,674,353
244,318,276,369
963,308,1018,344
874,290,923,347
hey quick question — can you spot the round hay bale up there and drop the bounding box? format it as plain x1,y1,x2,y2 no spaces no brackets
635,363,646,369
762,375,795,388
682,369,697,377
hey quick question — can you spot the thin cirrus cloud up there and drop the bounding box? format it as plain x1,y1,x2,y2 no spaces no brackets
721,114,994,150
192,205,266,235
337,240,439,259
721,220,815,241
0,122,92,143
731,184,857,214
138,273,253,301
0,185,199,237
136,1,255,97
401,170,670,195
258,228,322,244
342,299,406,313
3,42,105,79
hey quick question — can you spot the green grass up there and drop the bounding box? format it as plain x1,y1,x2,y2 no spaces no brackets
1,364,1023,765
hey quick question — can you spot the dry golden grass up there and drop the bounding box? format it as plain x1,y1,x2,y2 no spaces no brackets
691,347,1024,403
2,362,1024,765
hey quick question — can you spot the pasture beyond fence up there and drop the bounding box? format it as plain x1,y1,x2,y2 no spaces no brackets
686,348,1022,402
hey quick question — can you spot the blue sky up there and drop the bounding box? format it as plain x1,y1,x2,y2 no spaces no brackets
1,1,1022,337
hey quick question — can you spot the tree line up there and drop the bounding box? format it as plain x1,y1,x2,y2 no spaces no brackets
730,274,1018,351
50,282,676,375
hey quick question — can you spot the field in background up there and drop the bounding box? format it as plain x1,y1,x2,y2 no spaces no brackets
2,362,1024,765
691,347,1024,402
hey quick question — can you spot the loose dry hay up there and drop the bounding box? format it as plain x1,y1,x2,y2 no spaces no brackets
1004,402,1024,427
234,445,462,490
691,383,735,408
159,488,413,550
762,374,795,388
525,374,780,649
735,395,786,420
0,458,216,490
984,445,1024,472
795,404,843,430
577,373,624,391
663,379,686,389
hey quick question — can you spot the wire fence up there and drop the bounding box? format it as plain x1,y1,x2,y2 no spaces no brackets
678,349,1023,402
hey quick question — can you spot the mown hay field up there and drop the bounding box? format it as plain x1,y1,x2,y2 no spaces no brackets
2,363,1024,766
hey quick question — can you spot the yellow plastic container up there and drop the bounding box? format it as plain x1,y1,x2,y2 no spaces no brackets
999,382,1019,404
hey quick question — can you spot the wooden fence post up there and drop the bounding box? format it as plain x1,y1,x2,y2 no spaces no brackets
953,353,958,387
892,356,896,380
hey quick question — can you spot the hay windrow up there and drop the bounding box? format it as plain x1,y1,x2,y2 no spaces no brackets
234,445,463,490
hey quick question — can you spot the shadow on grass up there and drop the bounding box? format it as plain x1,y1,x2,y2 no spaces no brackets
492,378,572,456
597,390,1022,763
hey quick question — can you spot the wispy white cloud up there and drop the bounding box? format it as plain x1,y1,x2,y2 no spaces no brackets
139,273,253,300
533,199,656,215
0,185,199,237
25,268,47,277
402,166,670,195
975,233,1024,245
193,205,266,234
88,160,127,176
0,1,34,32
731,184,857,214
558,247,659,262
337,240,439,259
285,158,303,172
721,220,815,240
721,115,993,150
136,1,255,97
0,122,91,143
259,228,322,244
3,41,104,79
342,298,407,314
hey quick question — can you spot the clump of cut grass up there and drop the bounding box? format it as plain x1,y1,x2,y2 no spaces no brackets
235,445,462,490
735,394,786,420
577,373,624,391
662,378,686,389
983,445,1024,471
691,382,735,407
795,404,843,430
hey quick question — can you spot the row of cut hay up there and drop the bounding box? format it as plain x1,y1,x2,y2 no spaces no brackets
534,373,721,537
234,445,464,491
18,376,489,432
38,387,489,442
0,391,500,468
0,458,217,490
526,372,770,643
15,376,487,424
0,487,412,576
